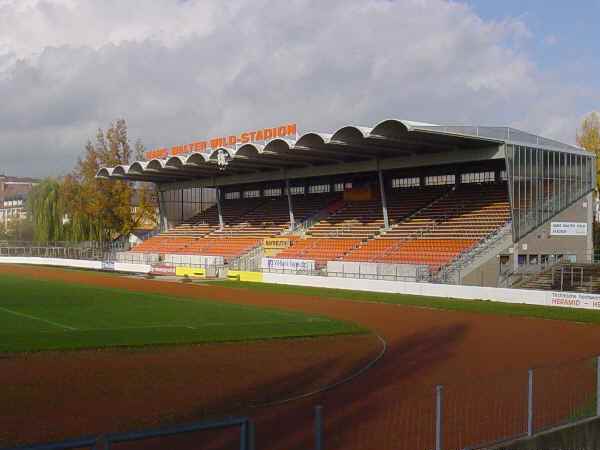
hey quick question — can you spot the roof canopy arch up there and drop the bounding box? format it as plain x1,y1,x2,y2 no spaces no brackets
129,161,148,174
96,117,589,184
112,165,130,176
330,126,371,143
146,159,166,171
370,119,411,140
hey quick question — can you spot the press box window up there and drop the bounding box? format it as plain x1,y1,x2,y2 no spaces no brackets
308,184,330,194
461,172,495,184
263,188,282,197
289,186,305,195
425,175,456,186
392,177,420,188
224,192,240,200
243,190,260,198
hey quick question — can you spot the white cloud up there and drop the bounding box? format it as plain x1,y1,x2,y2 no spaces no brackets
0,0,597,176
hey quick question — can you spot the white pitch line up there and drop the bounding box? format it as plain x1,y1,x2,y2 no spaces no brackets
79,325,197,331
0,305,77,331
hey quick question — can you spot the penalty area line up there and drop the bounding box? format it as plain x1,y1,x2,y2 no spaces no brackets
0,305,77,331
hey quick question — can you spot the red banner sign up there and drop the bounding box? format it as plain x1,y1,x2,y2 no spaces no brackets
150,264,176,276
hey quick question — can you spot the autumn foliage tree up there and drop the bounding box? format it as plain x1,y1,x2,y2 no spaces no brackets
29,119,157,243
577,112,600,190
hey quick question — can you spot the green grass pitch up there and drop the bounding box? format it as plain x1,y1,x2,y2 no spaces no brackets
0,273,363,353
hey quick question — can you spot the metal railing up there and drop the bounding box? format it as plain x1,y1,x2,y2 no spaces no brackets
0,245,104,260
259,266,431,282
1,417,255,450
435,222,513,284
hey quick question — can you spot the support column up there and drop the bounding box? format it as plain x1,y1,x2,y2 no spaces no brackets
285,179,295,231
158,189,168,232
180,188,184,224
495,168,502,184
377,160,390,229
216,187,224,230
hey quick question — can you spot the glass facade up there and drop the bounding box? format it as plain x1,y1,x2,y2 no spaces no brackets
505,144,595,241
160,186,216,226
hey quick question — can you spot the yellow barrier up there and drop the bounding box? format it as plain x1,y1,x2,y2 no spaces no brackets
227,270,263,282
175,266,206,278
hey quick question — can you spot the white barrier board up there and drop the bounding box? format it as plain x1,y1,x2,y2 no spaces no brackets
262,273,600,311
0,257,151,274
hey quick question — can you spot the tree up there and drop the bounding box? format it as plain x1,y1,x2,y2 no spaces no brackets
61,119,156,242
577,112,600,190
0,222,8,241
27,178,66,242
26,120,156,244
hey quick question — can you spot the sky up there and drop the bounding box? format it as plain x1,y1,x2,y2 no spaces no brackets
0,0,598,177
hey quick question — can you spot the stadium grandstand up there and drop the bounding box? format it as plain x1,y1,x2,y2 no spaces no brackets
97,119,596,287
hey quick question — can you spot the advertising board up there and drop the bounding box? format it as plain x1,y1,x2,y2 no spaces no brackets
550,222,588,236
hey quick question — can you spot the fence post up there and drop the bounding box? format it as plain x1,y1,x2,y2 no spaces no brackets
315,405,323,450
94,435,110,450
596,356,600,417
240,420,248,450
560,267,564,291
435,385,443,450
247,419,255,450
527,369,534,436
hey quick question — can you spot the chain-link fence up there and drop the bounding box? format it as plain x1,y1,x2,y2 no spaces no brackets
0,244,104,260
349,355,600,450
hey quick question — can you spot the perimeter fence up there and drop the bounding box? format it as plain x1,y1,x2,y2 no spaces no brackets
1,417,255,450
3,355,599,450
0,244,104,260
348,354,599,450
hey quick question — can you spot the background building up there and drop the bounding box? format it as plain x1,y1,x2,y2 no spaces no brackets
0,175,38,230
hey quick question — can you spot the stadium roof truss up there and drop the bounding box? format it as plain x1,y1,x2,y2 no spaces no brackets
96,119,592,190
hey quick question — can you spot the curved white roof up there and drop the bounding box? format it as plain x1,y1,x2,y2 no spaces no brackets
97,118,589,183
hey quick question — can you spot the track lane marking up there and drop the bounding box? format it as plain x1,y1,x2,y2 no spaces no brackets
0,305,77,330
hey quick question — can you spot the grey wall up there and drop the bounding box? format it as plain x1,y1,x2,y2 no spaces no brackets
514,191,593,264
462,192,594,287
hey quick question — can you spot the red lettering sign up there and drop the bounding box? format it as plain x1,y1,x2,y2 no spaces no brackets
144,123,298,160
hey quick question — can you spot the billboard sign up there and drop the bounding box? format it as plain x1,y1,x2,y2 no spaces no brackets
261,257,315,272
150,263,176,276
550,222,588,236
101,261,115,271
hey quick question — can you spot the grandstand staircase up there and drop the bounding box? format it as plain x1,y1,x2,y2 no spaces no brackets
435,222,513,284
229,242,264,271
284,197,345,237
517,263,600,293
515,270,554,290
